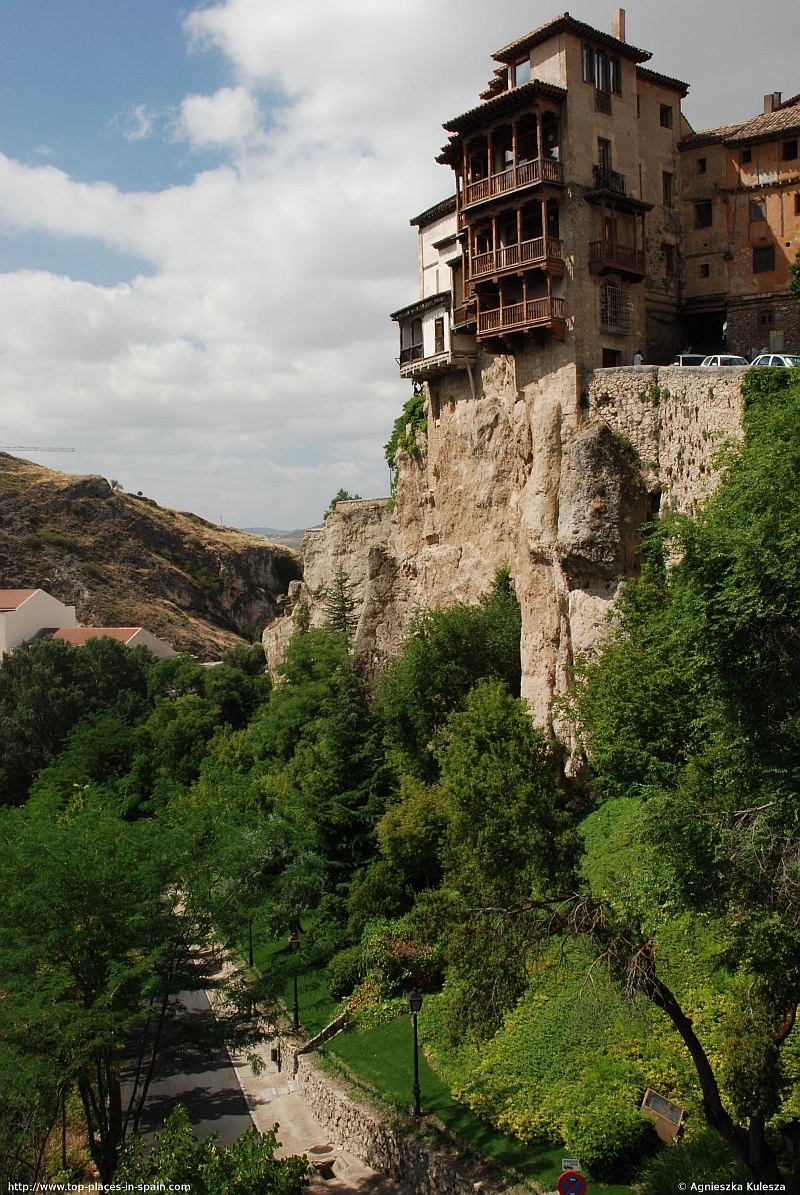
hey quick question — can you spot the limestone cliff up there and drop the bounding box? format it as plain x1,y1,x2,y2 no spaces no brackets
0,453,302,659
264,362,745,726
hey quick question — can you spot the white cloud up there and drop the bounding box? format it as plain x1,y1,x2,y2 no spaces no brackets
173,86,263,149
117,103,158,143
0,0,797,526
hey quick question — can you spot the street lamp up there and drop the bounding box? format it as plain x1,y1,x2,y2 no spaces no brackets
782,1117,800,1194
288,931,301,1032
407,990,423,1117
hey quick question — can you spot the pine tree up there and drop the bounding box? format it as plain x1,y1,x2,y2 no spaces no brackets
323,565,356,637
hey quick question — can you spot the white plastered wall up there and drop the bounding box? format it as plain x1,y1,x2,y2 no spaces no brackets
0,591,76,655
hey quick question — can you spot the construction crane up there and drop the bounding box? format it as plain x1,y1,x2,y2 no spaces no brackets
1,444,75,452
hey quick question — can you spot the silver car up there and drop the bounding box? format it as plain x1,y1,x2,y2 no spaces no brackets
700,354,749,367
749,353,800,367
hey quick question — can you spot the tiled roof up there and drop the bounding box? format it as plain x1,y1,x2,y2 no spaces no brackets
680,96,800,149
53,627,141,645
0,589,37,611
390,291,452,322
442,78,566,136
409,196,456,227
636,66,689,97
493,13,651,66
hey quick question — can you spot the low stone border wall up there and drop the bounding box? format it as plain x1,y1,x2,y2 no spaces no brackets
280,1039,506,1194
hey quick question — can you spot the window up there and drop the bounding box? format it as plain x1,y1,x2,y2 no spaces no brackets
663,244,675,276
602,348,622,367
662,172,673,206
796,193,800,215
697,157,707,173
740,147,752,164
783,138,798,161
600,282,631,333
695,200,713,228
759,307,775,329
585,45,620,94
700,263,710,278
596,89,612,114
582,44,595,84
749,198,766,222
434,317,445,355
660,105,673,129
597,138,611,172
608,57,621,95
637,94,641,118
753,245,776,272
515,57,531,86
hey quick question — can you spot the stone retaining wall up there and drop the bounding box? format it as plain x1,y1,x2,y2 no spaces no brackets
281,1041,505,1194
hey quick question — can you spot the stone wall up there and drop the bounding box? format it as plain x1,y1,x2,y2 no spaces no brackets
283,1044,504,1195
264,357,746,728
726,294,800,357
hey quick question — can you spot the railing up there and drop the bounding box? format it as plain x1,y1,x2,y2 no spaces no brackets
592,165,626,194
595,89,612,114
477,296,565,335
452,305,475,326
470,236,563,280
589,240,645,273
464,157,563,207
399,344,425,365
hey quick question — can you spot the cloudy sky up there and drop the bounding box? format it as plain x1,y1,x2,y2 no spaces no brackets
0,0,796,529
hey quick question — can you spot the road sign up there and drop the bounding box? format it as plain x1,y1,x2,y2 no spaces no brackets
562,1159,581,1171
557,1171,587,1195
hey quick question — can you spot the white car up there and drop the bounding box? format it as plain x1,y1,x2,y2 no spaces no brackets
700,354,749,367
749,353,800,368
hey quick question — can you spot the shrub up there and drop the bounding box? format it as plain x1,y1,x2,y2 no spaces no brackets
636,1127,749,1193
326,945,362,1000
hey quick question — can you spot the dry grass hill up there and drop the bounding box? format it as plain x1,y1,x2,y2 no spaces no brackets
0,453,302,659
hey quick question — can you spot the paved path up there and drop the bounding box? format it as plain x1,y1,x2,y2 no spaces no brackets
229,1038,410,1194
122,989,252,1147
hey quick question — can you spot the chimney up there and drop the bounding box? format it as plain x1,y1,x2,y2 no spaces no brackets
763,91,782,113
612,8,626,41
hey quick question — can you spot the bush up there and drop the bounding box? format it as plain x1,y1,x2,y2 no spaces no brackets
326,945,363,1000
636,1127,749,1193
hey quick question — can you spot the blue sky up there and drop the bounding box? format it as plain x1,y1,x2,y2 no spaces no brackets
0,0,796,528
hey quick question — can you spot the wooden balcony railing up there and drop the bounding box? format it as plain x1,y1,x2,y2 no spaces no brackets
470,236,563,280
589,240,645,274
399,344,424,365
477,296,565,335
452,305,475,327
464,157,563,207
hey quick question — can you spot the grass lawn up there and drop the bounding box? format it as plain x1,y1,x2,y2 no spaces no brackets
251,938,337,1038
324,1017,633,1195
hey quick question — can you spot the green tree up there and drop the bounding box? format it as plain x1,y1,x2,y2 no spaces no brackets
116,1104,308,1194
324,488,361,518
380,565,522,779
323,564,356,637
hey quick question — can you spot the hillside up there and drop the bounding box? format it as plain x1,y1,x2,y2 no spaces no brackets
0,453,302,659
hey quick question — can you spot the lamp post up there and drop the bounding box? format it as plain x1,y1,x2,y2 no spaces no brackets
288,931,301,1031
782,1117,800,1195
407,990,423,1117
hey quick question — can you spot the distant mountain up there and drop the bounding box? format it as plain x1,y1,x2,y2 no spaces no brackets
0,454,303,660
242,526,313,549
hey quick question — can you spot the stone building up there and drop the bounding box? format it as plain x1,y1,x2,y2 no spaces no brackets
679,92,800,356
392,9,690,374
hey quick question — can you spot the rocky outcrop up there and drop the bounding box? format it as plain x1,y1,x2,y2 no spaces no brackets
266,361,745,726
0,453,302,659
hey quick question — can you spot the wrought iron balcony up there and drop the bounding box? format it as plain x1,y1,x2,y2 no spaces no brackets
477,296,565,337
464,157,563,208
470,236,563,280
592,165,626,195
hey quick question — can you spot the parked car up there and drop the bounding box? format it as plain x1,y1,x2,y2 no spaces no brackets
749,353,800,367
672,354,707,366
700,354,749,367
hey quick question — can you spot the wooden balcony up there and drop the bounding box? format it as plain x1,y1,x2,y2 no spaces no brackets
399,344,424,365
470,235,563,281
464,157,563,208
477,296,565,338
589,240,646,278
399,347,477,380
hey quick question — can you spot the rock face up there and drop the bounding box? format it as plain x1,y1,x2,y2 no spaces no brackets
0,453,302,659
265,362,745,725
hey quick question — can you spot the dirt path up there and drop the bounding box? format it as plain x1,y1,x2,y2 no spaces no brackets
229,1038,410,1194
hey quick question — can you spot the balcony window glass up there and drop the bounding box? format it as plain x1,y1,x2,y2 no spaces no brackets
597,138,611,172
515,57,531,86
608,57,621,95
660,105,673,129
662,172,673,206
583,45,595,84
783,138,798,161
753,245,775,272
594,50,607,92
749,199,766,222
695,200,713,228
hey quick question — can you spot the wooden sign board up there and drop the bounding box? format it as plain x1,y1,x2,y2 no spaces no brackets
641,1087,685,1143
